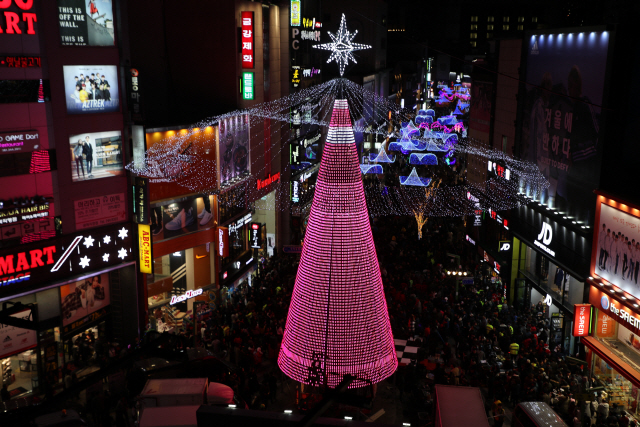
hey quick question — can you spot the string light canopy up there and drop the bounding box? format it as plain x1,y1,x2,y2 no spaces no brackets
125,78,549,219
313,14,372,76
278,99,397,389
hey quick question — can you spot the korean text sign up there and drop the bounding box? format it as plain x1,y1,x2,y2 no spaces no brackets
241,11,254,69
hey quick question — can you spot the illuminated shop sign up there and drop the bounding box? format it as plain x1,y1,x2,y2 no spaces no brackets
572,304,591,337
300,130,321,147
0,56,40,67
0,223,132,298
0,200,49,225
0,0,37,35
291,65,300,87
465,235,475,245
250,223,262,249
138,223,152,274
290,0,300,26
302,67,321,78
170,288,202,305
241,11,254,69
302,18,321,29
534,222,555,257
493,261,501,275
0,130,39,154
499,241,511,252
544,294,553,307
218,227,229,257
292,180,299,203
257,172,280,190
242,72,254,100
228,213,252,235
129,68,142,121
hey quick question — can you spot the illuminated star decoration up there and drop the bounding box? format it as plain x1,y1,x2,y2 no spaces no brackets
118,248,127,260
102,253,109,262
83,236,94,248
103,235,111,244
313,13,371,76
79,256,90,268
118,227,128,240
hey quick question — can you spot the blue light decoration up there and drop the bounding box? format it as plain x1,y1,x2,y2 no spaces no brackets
415,109,433,126
369,147,395,163
445,157,456,166
452,102,469,115
425,141,447,152
400,167,432,187
442,133,459,151
409,153,438,165
360,164,384,174
389,120,426,154
438,115,458,126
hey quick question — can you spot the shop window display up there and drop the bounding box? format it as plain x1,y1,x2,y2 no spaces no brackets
590,309,640,420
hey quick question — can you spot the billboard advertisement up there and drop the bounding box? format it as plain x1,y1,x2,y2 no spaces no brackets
60,273,110,327
520,31,610,217
217,115,250,185
63,65,119,114
69,130,123,182
0,310,37,359
593,198,640,298
57,0,115,46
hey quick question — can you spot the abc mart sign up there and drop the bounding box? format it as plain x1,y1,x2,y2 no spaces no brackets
589,285,640,335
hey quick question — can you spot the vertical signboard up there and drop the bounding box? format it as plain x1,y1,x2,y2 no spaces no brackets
218,227,229,257
129,68,142,122
573,304,591,337
241,11,254,69
242,72,254,100
138,223,152,274
134,177,149,224
250,223,262,249
290,0,301,26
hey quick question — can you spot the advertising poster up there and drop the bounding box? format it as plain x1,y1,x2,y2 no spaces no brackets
469,81,492,134
74,193,126,230
594,203,640,297
618,323,640,359
520,31,609,215
63,65,119,114
69,130,123,182
61,273,110,327
58,0,115,46
0,310,37,359
218,115,250,185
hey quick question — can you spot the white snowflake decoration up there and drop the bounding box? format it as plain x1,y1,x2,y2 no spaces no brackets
313,14,371,76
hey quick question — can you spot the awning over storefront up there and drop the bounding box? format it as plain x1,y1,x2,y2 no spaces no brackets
582,336,640,388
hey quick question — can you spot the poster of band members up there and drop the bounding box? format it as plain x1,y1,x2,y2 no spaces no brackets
60,273,110,327
217,115,251,185
57,0,115,46
595,203,640,298
63,65,119,114
520,31,609,217
69,131,124,181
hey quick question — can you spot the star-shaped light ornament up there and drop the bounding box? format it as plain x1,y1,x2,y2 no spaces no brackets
79,256,90,268
118,227,128,240
103,235,111,244
102,253,110,262
118,248,127,260
313,13,371,76
83,236,94,248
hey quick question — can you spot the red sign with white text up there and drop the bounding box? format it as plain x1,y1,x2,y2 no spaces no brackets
573,304,591,337
241,11,254,69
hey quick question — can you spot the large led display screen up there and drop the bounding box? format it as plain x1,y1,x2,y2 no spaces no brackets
63,65,119,114
520,31,610,218
594,202,640,297
69,130,124,182
217,115,250,185
57,0,115,46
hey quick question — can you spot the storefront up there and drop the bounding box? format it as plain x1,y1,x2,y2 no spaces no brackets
582,192,640,423
146,194,218,331
511,204,591,354
218,210,257,305
0,223,137,398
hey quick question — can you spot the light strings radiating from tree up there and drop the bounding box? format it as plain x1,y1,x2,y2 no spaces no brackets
313,14,372,76
278,99,397,389
125,78,549,218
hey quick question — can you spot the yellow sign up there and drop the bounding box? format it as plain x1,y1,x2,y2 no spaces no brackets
138,223,152,274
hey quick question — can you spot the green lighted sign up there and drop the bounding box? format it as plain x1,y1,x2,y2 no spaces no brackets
242,72,254,100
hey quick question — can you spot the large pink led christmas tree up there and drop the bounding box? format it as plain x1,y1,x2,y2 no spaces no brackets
278,99,397,389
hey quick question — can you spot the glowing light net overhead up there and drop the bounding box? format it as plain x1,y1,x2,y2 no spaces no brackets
278,100,397,389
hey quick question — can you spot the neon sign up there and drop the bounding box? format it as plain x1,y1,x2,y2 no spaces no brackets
257,172,280,190
535,222,555,257
241,11,254,69
170,288,203,305
0,0,37,35
242,72,254,100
